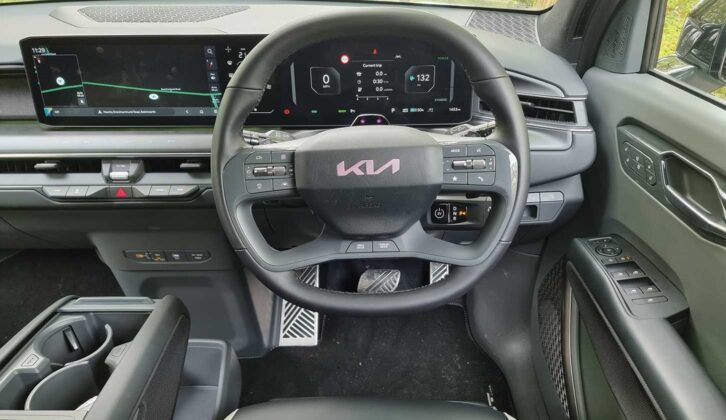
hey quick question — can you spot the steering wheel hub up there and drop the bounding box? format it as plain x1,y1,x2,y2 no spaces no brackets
295,126,442,237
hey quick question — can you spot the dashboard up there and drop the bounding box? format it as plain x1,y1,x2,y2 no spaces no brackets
20,35,472,127
0,2,596,267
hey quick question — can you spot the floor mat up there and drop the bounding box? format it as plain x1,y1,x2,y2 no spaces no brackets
0,249,122,345
239,305,514,414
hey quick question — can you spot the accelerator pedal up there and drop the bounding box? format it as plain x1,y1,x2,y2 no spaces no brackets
429,262,450,284
357,269,401,294
278,265,319,347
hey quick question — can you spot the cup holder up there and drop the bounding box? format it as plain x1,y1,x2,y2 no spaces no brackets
24,324,114,411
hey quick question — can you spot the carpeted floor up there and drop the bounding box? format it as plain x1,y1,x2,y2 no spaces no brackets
239,305,514,414
0,249,122,345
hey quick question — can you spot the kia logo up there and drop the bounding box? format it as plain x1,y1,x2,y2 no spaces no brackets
336,159,401,176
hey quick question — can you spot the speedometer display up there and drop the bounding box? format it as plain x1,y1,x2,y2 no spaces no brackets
256,36,472,126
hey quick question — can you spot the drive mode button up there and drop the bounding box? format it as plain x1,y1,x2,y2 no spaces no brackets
347,241,372,253
373,241,399,252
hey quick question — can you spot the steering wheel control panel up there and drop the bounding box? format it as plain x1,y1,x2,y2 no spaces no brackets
583,236,685,315
442,143,496,186
243,150,295,193
21,35,471,127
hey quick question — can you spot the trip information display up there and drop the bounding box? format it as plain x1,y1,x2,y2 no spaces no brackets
21,35,472,127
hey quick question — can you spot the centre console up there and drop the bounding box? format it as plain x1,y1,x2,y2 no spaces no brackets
0,296,240,420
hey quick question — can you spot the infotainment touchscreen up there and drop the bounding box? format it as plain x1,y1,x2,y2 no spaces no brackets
20,35,472,127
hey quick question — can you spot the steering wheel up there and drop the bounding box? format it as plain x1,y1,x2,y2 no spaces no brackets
212,9,529,315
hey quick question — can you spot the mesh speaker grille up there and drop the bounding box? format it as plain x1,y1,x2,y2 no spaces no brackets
79,5,247,23
467,10,540,44
538,259,570,417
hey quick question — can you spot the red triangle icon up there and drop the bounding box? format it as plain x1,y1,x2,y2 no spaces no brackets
115,188,128,198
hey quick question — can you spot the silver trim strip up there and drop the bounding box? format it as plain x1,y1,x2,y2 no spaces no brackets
0,152,210,158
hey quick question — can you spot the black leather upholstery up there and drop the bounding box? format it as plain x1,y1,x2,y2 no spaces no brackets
230,398,508,420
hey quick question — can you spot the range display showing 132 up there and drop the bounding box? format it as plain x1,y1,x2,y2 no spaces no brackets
20,35,473,127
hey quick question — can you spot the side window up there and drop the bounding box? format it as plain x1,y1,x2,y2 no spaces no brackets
654,0,726,101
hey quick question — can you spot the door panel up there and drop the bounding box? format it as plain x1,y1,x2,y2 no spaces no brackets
583,68,726,398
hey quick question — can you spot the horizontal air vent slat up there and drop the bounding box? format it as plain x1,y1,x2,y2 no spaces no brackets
143,157,210,173
480,95,576,124
0,158,101,174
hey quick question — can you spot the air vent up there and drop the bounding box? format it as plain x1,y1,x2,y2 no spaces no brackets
143,157,210,173
78,5,247,23
0,158,101,174
480,95,576,124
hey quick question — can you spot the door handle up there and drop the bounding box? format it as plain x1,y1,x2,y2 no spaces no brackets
662,152,726,240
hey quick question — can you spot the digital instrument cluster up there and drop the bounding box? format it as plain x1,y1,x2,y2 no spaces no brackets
21,35,472,127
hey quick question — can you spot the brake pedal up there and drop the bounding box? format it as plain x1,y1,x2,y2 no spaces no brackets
278,265,319,347
357,269,401,293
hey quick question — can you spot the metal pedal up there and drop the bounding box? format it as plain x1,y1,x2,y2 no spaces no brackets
278,265,319,347
429,262,450,284
357,269,401,293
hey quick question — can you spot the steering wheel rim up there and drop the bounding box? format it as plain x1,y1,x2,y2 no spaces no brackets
212,9,530,315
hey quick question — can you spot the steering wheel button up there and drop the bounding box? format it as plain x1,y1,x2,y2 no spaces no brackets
467,172,495,186
252,167,269,176
471,159,487,170
246,179,273,193
466,144,495,156
451,160,470,170
273,178,295,190
271,166,287,176
245,152,272,164
443,145,467,157
347,241,373,253
443,173,467,184
271,151,294,163
484,156,496,171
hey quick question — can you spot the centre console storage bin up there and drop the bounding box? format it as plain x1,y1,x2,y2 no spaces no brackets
0,296,191,420
173,339,241,420
0,299,150,410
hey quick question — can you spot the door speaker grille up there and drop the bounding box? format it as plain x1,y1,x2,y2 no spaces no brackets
538,259,570,417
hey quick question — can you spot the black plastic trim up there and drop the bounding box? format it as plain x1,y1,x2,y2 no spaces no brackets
567,238,726,419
